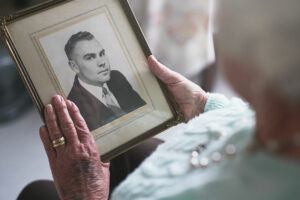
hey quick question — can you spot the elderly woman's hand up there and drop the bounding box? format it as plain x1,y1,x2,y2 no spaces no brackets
39,95,110,200
148,56,208,121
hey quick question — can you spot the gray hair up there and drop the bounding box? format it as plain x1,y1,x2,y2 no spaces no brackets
214,0,300,105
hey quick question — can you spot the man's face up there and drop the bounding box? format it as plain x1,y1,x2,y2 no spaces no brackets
69,38,111,86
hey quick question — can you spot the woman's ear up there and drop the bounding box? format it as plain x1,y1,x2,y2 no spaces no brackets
68,60,80,73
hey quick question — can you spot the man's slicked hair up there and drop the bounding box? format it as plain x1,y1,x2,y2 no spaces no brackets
64,31,95,60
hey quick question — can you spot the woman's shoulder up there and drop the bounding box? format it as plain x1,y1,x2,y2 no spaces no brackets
111,96,257,200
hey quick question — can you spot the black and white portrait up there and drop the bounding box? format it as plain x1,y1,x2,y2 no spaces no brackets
37,10,147,131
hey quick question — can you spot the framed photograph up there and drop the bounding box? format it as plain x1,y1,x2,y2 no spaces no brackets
0,0,183,161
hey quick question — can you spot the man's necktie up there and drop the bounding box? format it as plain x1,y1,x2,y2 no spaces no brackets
102,87,125,116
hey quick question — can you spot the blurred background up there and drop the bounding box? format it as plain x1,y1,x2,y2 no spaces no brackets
0,0,236,199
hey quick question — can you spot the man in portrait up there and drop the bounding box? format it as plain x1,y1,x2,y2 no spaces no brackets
64,31,146,131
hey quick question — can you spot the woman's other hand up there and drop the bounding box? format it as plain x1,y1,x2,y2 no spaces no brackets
39,95,109,200
148,55,208,121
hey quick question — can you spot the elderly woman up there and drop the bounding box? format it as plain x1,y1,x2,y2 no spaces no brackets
18,0,300,199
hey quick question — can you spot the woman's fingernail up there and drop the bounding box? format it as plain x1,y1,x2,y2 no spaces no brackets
52,95,60,104
66,100,72,107
46,104,53,113
71,102,78,109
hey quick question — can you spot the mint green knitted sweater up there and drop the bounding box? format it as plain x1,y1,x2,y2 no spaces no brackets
111,94,300,200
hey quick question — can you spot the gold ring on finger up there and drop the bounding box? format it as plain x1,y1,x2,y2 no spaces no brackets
52,137,66,148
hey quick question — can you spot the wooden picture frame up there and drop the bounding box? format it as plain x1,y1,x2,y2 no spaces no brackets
0,0,184,161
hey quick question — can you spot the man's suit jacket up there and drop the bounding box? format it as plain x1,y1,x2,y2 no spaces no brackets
68,70,146,131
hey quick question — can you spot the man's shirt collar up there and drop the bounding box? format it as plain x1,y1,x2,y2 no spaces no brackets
78,78,121,108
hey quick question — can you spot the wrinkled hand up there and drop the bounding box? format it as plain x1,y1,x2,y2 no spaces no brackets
39,95,110,200
148,56,208,121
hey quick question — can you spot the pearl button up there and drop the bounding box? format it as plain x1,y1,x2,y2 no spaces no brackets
191,151,199,157
190,157,199,167
211,152,222,162
225,144,237,156
199,157,210,168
